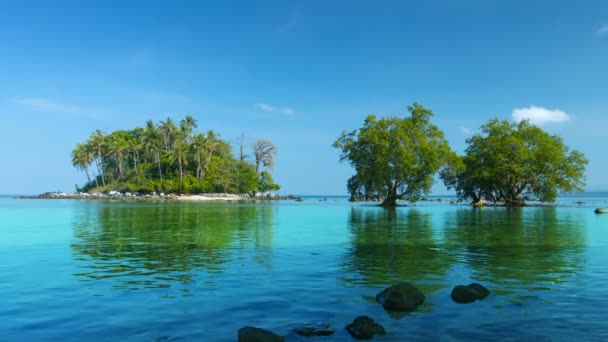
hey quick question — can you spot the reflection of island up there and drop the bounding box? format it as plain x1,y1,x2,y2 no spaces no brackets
341,207,455,292
443,208,586,288
71,202,275,291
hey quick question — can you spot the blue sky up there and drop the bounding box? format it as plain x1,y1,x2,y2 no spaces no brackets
1,0,607,195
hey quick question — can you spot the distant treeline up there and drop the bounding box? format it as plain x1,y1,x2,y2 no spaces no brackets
71,115,280,194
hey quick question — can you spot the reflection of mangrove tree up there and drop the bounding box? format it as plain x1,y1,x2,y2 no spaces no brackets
443,207,585,287
71,202,275,290
342,207,455,290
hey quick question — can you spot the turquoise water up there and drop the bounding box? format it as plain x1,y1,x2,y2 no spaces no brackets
2,196,608,341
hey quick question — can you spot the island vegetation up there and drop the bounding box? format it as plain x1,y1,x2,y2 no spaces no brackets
333,103,457,207
71,115,280,195
334,102,588,207
441,118,588,206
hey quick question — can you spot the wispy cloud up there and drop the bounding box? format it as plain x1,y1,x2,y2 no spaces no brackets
255,103,295,116
14,97,106,120
597,24,608,37
15,97,81,115
460,127,472,135
512,105,570,125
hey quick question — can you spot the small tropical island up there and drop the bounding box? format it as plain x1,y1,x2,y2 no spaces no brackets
66,115,281,200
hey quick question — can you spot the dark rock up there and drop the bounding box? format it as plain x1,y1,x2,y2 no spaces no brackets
344,316,385,340
238,327,285,342
376,282,425,311
295,197,304,202
292,323,334,337
451,283,490,304
468,283,489,299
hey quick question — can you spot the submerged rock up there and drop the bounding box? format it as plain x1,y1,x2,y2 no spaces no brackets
345,316,385,340
376,282,425,312
451,283,490,304
292,323,334,337
238,327,285,342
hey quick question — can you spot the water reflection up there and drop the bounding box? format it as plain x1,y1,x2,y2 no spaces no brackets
443,208,586,290
342,207,455,292
71,202,275,291
342,206,586,299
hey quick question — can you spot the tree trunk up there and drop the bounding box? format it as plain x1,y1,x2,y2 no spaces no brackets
133,152,138,174
503,188,525,207
380,187,399,207
84,167,91,184
471,192,480,203
156,152,163,181
179,159,183,181
118,158,124,178
98,151,106,186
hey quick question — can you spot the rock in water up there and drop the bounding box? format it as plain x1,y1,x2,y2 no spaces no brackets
468,283,490,299
376,282,425,311
451,283,490,304
595,208,608,214
345,316,386,340
238,327,285,342
292,323,335,337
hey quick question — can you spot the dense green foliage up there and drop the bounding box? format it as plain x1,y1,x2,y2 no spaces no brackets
441,119,588,206
333,103,456,207
71,115,280,194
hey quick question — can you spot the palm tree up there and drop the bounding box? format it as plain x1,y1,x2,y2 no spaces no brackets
252,139,278,174
180,115,198,143
88,130,106,186
84,142,99,187
158,117,177,151
72,143,93,185
107,134,129,178
192,133,207,180
142,120,163,181
169,141,189,181
127,136,141,174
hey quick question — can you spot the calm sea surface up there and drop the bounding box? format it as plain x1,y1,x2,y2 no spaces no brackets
2,195,608,341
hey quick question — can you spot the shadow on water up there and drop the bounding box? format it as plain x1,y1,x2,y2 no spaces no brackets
70,202,275,292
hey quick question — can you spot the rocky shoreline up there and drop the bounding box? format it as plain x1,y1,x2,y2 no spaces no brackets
17,191,303,202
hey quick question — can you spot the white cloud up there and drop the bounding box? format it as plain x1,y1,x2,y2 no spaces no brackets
512,105,570,125
255,103,295,116
597,24,608,37
460,127,472,135
15,97,81,115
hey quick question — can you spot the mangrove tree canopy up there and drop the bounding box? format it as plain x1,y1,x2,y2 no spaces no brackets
441,119,588,206
333,103,456,207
